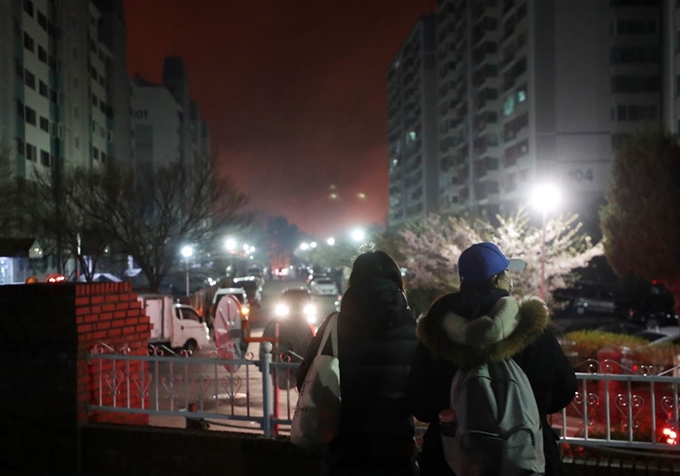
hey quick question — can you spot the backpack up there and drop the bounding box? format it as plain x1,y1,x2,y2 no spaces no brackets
441,358,545,476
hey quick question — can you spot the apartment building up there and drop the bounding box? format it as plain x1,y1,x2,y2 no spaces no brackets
130,74,182,177
387,15,439,226
0,0,127,283
389,0,665,230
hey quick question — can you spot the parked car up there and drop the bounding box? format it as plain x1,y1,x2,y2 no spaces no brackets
553,284,621,316
309,277,339,296
306,272,328,286
233,276,262,307
138,294,210,353
594,323,645,335
633,327,680,346
628,288,677,329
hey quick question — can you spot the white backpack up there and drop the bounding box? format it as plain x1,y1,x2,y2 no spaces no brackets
442,359,545,476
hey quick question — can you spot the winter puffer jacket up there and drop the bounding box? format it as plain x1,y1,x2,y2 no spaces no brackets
406,289,577,476
296,277,420,476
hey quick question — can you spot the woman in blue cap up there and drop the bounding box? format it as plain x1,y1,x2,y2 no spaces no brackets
406,242,576,475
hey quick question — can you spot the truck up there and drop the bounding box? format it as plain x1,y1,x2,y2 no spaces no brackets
138,294,210,354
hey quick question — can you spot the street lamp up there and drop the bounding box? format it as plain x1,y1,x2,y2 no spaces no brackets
351,229,365,243
531,183,561,300
224,238,237,276
327,237,335,246
181,245,194,297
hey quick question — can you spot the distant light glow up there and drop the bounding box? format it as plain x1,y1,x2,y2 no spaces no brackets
300,243,310,251
357,193,366,200
327,237,335,246
310,242,317,248
225,238,236,251
351,229,365,242
329,193,338,200
181,245,194,258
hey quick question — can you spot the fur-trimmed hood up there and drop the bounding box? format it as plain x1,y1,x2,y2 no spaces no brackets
417,294,549,368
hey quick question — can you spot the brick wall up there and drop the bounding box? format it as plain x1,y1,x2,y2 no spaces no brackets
0,282,150,474
75,282,149,425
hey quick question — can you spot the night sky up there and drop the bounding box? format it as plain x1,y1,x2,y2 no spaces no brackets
123,0,433,237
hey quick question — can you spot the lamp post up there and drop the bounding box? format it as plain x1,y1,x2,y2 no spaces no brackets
181,245,194,297
531,184,561,300
225,238,237,276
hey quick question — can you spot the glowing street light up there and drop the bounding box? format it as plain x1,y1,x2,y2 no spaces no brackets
225,238,237,252
351,229,365,242
181,245,194,297
300,242,310,251
310,242,317,249
531,183,561,300
327,237,335,246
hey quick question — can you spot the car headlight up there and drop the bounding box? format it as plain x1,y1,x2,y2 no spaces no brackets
241,306,250,317
303,304,316,317
275,303,290,317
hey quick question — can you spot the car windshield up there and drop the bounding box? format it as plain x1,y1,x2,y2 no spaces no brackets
235,280,258,290
282,289,311,303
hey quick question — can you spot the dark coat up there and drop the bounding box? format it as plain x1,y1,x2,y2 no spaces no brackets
406,289,577,476
296,277,420,476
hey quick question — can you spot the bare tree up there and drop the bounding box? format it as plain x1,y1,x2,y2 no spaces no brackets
67,155,249,291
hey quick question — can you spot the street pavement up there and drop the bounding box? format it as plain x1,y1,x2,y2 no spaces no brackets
147,276,338,433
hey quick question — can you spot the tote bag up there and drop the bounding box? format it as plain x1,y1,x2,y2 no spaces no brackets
290,313,341,450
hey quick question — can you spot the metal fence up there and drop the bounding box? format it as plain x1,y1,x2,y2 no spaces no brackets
87,345,680,453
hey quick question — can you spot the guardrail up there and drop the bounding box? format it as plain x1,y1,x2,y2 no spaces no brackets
87,346,680,454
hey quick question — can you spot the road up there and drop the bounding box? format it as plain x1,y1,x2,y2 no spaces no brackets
146,276,338,433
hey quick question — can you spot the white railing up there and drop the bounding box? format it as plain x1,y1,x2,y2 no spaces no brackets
87,342,300,437
87,346,680,452
554,359,680,453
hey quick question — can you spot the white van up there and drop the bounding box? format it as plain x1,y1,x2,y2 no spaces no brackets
138,294,210,353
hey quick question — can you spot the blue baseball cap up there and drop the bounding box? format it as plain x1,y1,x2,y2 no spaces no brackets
458,242,526,284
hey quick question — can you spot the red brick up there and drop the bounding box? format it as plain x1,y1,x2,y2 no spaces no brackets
76,306,91,316
115,302,129,310
126,309,141,318
100,312,113,320
76,316,84,324
105,294,119,303
114,310,127,319
124,317,138,326
75,297,90,306
85,314,99,323
91,305,102,313
92,331,107,340
91,296,105,304
78,324,93,333
97,321,112,330
102,304,116,312
123,326,136,335
135,324,149,333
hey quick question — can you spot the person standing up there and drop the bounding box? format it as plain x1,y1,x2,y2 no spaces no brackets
296,250,420,476
407,242,576,475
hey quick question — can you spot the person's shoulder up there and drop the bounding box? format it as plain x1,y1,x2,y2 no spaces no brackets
426,292,462,318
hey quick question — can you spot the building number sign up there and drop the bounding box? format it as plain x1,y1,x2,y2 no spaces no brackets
133,109,148,119
567,167,594,182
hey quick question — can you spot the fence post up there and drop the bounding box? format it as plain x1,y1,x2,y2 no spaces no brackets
262,342,273,437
